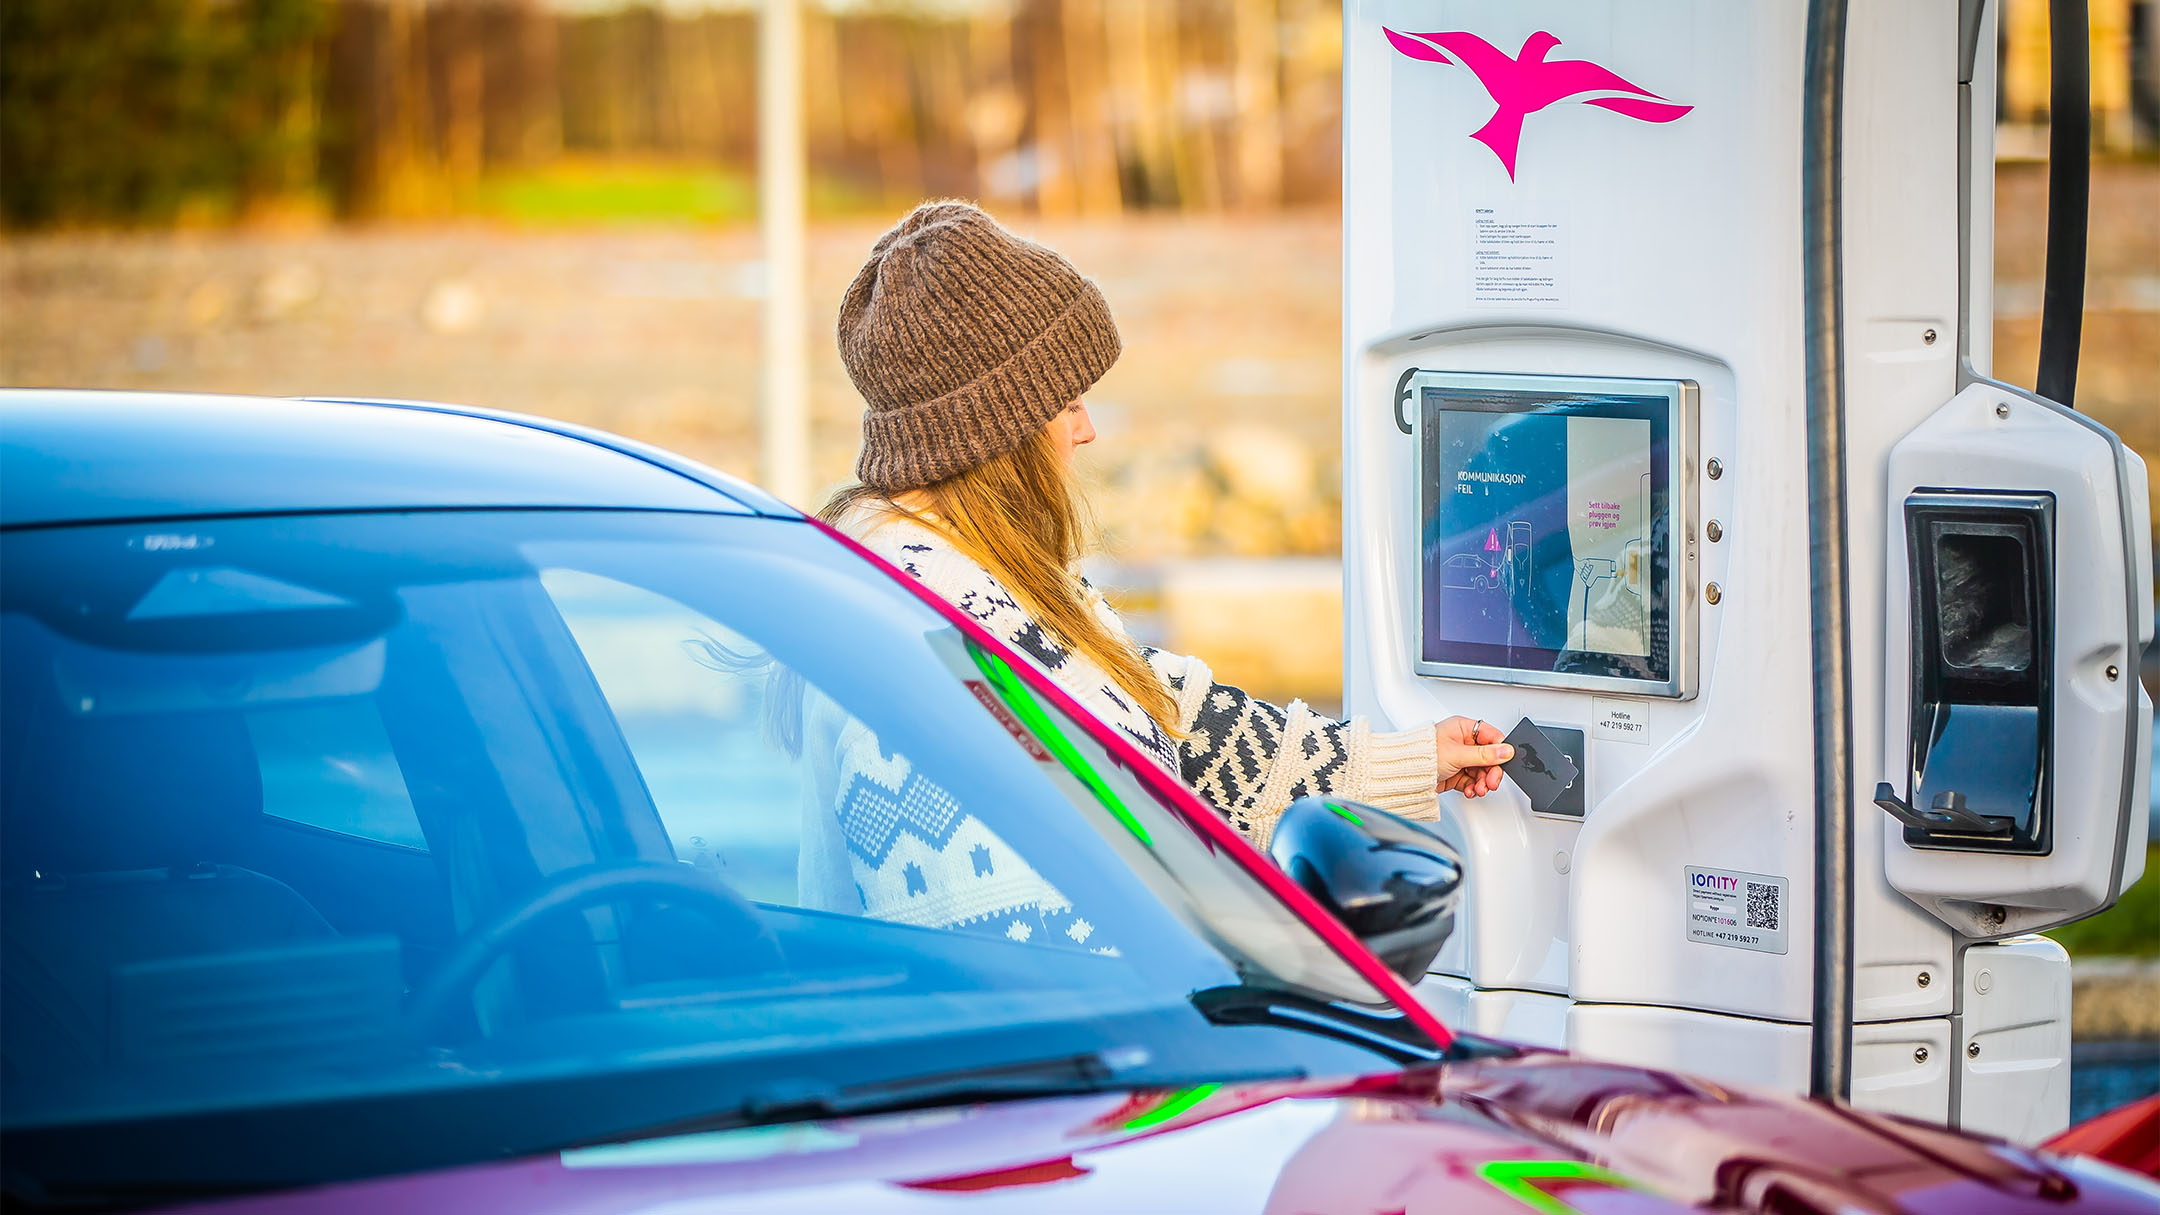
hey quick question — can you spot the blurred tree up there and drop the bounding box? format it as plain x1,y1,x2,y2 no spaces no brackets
1102,0,1176,207
2,0,1363,227
1229,0,1281,209
322,0,441,218
480,0,562,166
1,0,327,226
432,1,488,205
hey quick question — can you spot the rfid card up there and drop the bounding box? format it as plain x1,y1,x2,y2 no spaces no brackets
1500,717,1580,815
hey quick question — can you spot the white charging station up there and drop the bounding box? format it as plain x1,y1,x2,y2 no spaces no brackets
1341,1,2151,1141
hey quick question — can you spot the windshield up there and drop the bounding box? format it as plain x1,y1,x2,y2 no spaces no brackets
1,509,1416,1203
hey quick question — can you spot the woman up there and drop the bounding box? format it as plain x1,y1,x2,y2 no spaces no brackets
821,200,1512,847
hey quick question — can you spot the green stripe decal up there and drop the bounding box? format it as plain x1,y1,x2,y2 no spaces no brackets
1476,1160,1644,1215
1324,800,1363,825
1121,1083,1219,1130
968,644,1151,847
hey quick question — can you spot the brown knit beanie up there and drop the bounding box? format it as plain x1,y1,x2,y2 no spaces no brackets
838,201,1122,492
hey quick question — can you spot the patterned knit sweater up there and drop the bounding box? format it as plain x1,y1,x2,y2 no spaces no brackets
789,506,1441,944
843,507,1441,842
792,676,1107,950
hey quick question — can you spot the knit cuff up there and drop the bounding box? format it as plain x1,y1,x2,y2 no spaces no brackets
1349,721,1441,819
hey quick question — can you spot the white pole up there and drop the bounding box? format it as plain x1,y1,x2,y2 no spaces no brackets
759,0,811,506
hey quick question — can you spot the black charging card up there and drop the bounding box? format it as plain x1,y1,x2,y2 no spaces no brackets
1500,717,1580,815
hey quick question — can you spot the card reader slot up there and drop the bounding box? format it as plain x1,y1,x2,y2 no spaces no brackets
1885,492,2055,854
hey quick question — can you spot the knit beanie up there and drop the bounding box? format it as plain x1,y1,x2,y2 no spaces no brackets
838,201,1122,492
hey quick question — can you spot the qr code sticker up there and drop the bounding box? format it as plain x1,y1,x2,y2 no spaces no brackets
1746,881,1780,930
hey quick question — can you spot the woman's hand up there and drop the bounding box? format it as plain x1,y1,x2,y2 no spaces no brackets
1434,716,1513,798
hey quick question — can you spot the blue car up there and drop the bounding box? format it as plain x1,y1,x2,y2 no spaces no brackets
5,392,2151,1214
0,390,1474,1206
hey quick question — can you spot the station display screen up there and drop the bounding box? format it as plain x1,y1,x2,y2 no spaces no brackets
1414,374,1691,695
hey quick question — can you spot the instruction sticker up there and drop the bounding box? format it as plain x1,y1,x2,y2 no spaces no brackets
1470,206,1569,308
1685,866,1789,955
1592,698,1649,745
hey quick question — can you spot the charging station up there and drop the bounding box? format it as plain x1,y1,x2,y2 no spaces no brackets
1341,1,2151,1141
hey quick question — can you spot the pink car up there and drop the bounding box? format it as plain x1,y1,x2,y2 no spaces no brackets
2,393,2152,1213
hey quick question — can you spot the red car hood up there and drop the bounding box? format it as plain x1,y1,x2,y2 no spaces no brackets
165,1054,2157,1215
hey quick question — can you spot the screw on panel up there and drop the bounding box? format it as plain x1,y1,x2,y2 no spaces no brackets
2106,665,2121,681
1914,1046,1930,1064
1705,583,1722,605
1923,328,1938,345
1968,1042,1981,1058
1706,457,1723,480
1917,971,1931,988
1995,401,2012,418
1706,520,1724,542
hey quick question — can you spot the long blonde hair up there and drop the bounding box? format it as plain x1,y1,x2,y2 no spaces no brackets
821,427,1182,737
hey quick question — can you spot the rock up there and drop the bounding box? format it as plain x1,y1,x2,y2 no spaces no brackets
2072,957,2160,1039
184,281,231,328
1282,498,1340,554
1155,557,1343,702
1097,433,1340,559
421,279,485,335
252,262,321,322
130,336,167,373
1096,448,1214,559
1206,425,1316,509
1209,495,1291,557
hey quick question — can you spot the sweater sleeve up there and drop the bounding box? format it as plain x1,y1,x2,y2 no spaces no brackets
852,517,1435,844
1144,647,1439,843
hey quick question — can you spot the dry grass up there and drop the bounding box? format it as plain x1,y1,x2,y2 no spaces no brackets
0,214,1344,509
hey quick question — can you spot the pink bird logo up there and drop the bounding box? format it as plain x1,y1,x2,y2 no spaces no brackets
1383,29,1694,180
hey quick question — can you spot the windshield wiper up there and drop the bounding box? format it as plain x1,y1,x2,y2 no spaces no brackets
558,1045,1163,1154
769,1044,1153,1119
6,1046,1309,1211
1192,985,1474,1064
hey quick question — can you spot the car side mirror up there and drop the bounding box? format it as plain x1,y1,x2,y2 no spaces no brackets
1269,796,1464,983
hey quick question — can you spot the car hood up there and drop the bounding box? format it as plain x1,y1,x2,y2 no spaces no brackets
163,1053,2156,1214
